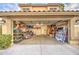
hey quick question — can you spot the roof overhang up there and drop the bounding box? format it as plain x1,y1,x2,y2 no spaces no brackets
0,11,79,17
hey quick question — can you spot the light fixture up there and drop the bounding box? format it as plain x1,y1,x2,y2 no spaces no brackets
0,18,6,25
74,20,79,27
75,20,79,25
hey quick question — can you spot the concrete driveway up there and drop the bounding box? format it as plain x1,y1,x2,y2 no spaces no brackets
0,36,79,55
0,44,79,55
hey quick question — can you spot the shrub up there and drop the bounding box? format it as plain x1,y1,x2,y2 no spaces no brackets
0,34,12,49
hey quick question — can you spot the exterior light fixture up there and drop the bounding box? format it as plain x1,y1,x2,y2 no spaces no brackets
75,20,79,25
74,20,79,27
0,18,6,25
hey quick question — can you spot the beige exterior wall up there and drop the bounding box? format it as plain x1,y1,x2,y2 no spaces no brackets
2,18,13,35
68,17,78,39
20,5,61,11
21,6,48,11
32,7,48,11
21,7,32,11
69,17,79,45
74,26,79,38
69,17,77,39
48,6,60,11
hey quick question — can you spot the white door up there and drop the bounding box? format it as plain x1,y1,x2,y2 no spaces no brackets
41,25,47,35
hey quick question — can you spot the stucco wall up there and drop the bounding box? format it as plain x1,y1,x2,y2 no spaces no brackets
21,6,60,11
74,25,79,39
32,7,48,11
2,18,13,35
48,6,60,11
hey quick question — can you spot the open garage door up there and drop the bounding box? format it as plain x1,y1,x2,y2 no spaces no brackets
13,19,69,44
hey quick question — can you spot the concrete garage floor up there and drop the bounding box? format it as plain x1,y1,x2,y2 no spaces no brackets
19,35,61,45
0,35,79,55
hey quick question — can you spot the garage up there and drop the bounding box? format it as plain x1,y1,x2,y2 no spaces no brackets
13,18,68,44
0,3,79,45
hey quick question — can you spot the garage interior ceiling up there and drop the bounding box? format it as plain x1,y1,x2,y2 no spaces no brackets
13,18,69,25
